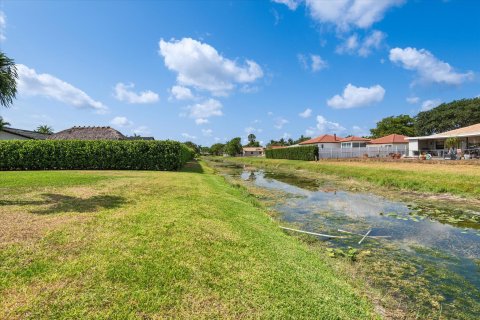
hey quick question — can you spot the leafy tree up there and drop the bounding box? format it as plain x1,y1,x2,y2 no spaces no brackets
266,135,311,147
200,146,210,155
294,135,311,144
247,133,256,144
210,143,225,156
35,125,54,134
183,141,201,155
225,137,242,156
369,114,416,138
0,52,18,108
415,98,480,136
0,116,10,131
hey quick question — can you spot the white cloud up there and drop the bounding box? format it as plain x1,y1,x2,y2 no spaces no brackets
272,0,301,10
245,127,263,134
315,115,346,133
267,111,274,116
421,99,442,111
352,125,369,137
188,98,223,125
336,30,386,57
274,117,289,129
406,96,420,104
202,128,213,136
0,11,6,42
181,133,197,140
305,0,405,31
17,64,108,113
298,54,327,72
195,118,209,125
133,126,151,136
110,116,133,127
327,83,385,109
170,85,194,101
389,47,474,85
159,37,263,96
299,108,312,118
114,83,159,104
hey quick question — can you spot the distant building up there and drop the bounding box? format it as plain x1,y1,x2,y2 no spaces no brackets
367,134,409,149
126,136,155,141
299,134,343,149
48,126,126,140
339,136,370,148
0,127,50,140
406,123,480,157
242,147,265,157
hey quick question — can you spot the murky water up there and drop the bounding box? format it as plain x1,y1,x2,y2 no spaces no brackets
210,160,480,318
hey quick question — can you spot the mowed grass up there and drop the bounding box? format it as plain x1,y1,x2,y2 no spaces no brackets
220,157,480,198
0,163,375,319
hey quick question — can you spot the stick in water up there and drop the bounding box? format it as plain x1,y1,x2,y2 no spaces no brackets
280,226,347,239
358,229,372,244
338,229,391,238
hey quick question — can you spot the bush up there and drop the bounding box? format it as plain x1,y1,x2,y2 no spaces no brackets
0,140,194,171
266,145,318,161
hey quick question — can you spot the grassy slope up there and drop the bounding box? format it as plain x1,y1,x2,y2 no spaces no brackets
0,164,375,319
223,157,480,198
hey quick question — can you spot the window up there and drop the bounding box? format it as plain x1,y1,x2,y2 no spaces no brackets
341,142,352,148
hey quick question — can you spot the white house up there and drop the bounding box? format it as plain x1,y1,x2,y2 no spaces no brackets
340,136,370,148
367,134,409,151
406,123,480,157
242,147,265,157
299,134,343,149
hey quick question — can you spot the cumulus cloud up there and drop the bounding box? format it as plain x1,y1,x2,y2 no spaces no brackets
170,85,194,101
336,30,386,57
17,64,108,113
0,11,6,42
298,54,327,72
245,126,263,134
406,96,420,104
389,47,474,85
272,0,301,10
110,116,133,127
159,37,263,96
274,117,289,129
327,83,385,109
305,0,405,31
299,108,312,118
315,115,346,133
181,133,197,140
421,99,442,111
188,98,223,125
114,83,159,104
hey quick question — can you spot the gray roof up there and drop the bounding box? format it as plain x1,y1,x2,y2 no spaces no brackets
48,126,126,140
2,127,50,140
126,136,155,141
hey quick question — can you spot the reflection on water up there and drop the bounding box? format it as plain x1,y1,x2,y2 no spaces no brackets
241,169,480,291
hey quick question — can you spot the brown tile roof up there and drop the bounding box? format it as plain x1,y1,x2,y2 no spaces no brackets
243,147,265,152
369,134,408,144
299,134,343,145
48,126,126,140
339,136,370,142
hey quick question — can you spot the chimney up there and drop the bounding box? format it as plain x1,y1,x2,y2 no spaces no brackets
334,133,336,141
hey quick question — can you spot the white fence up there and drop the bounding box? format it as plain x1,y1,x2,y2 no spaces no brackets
318,146,408,159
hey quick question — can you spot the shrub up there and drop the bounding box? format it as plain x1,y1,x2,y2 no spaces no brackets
0,140,194,171
265,145,318,161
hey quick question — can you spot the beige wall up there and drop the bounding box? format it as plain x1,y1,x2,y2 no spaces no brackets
0,131,30,140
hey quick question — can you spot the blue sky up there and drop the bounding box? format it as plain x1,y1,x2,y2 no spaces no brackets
1,0,479,145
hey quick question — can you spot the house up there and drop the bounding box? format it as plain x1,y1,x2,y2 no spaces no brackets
126,136,155,141
242,147,265,157
0,127,50,140
406,123,480,157
340,136,370,148
367,134,409,149
48,126,126,140
299,134,343,149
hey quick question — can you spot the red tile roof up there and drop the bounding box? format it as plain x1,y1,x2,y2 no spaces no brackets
299,134,343,145
369,134,408,144
339,136,370,142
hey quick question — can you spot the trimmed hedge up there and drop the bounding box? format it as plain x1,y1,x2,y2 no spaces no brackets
266,145,318,161
0,140,194,171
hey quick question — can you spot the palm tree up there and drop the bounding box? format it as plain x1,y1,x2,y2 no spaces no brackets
0,52,18,108
35,125,54,134
247,133,256,144
0,116,10,131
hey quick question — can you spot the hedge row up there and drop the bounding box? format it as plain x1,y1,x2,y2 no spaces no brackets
266,145,318,161
0,140,194,171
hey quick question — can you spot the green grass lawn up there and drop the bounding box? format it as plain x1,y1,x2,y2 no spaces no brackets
220,157,480,199
0,163,375,319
